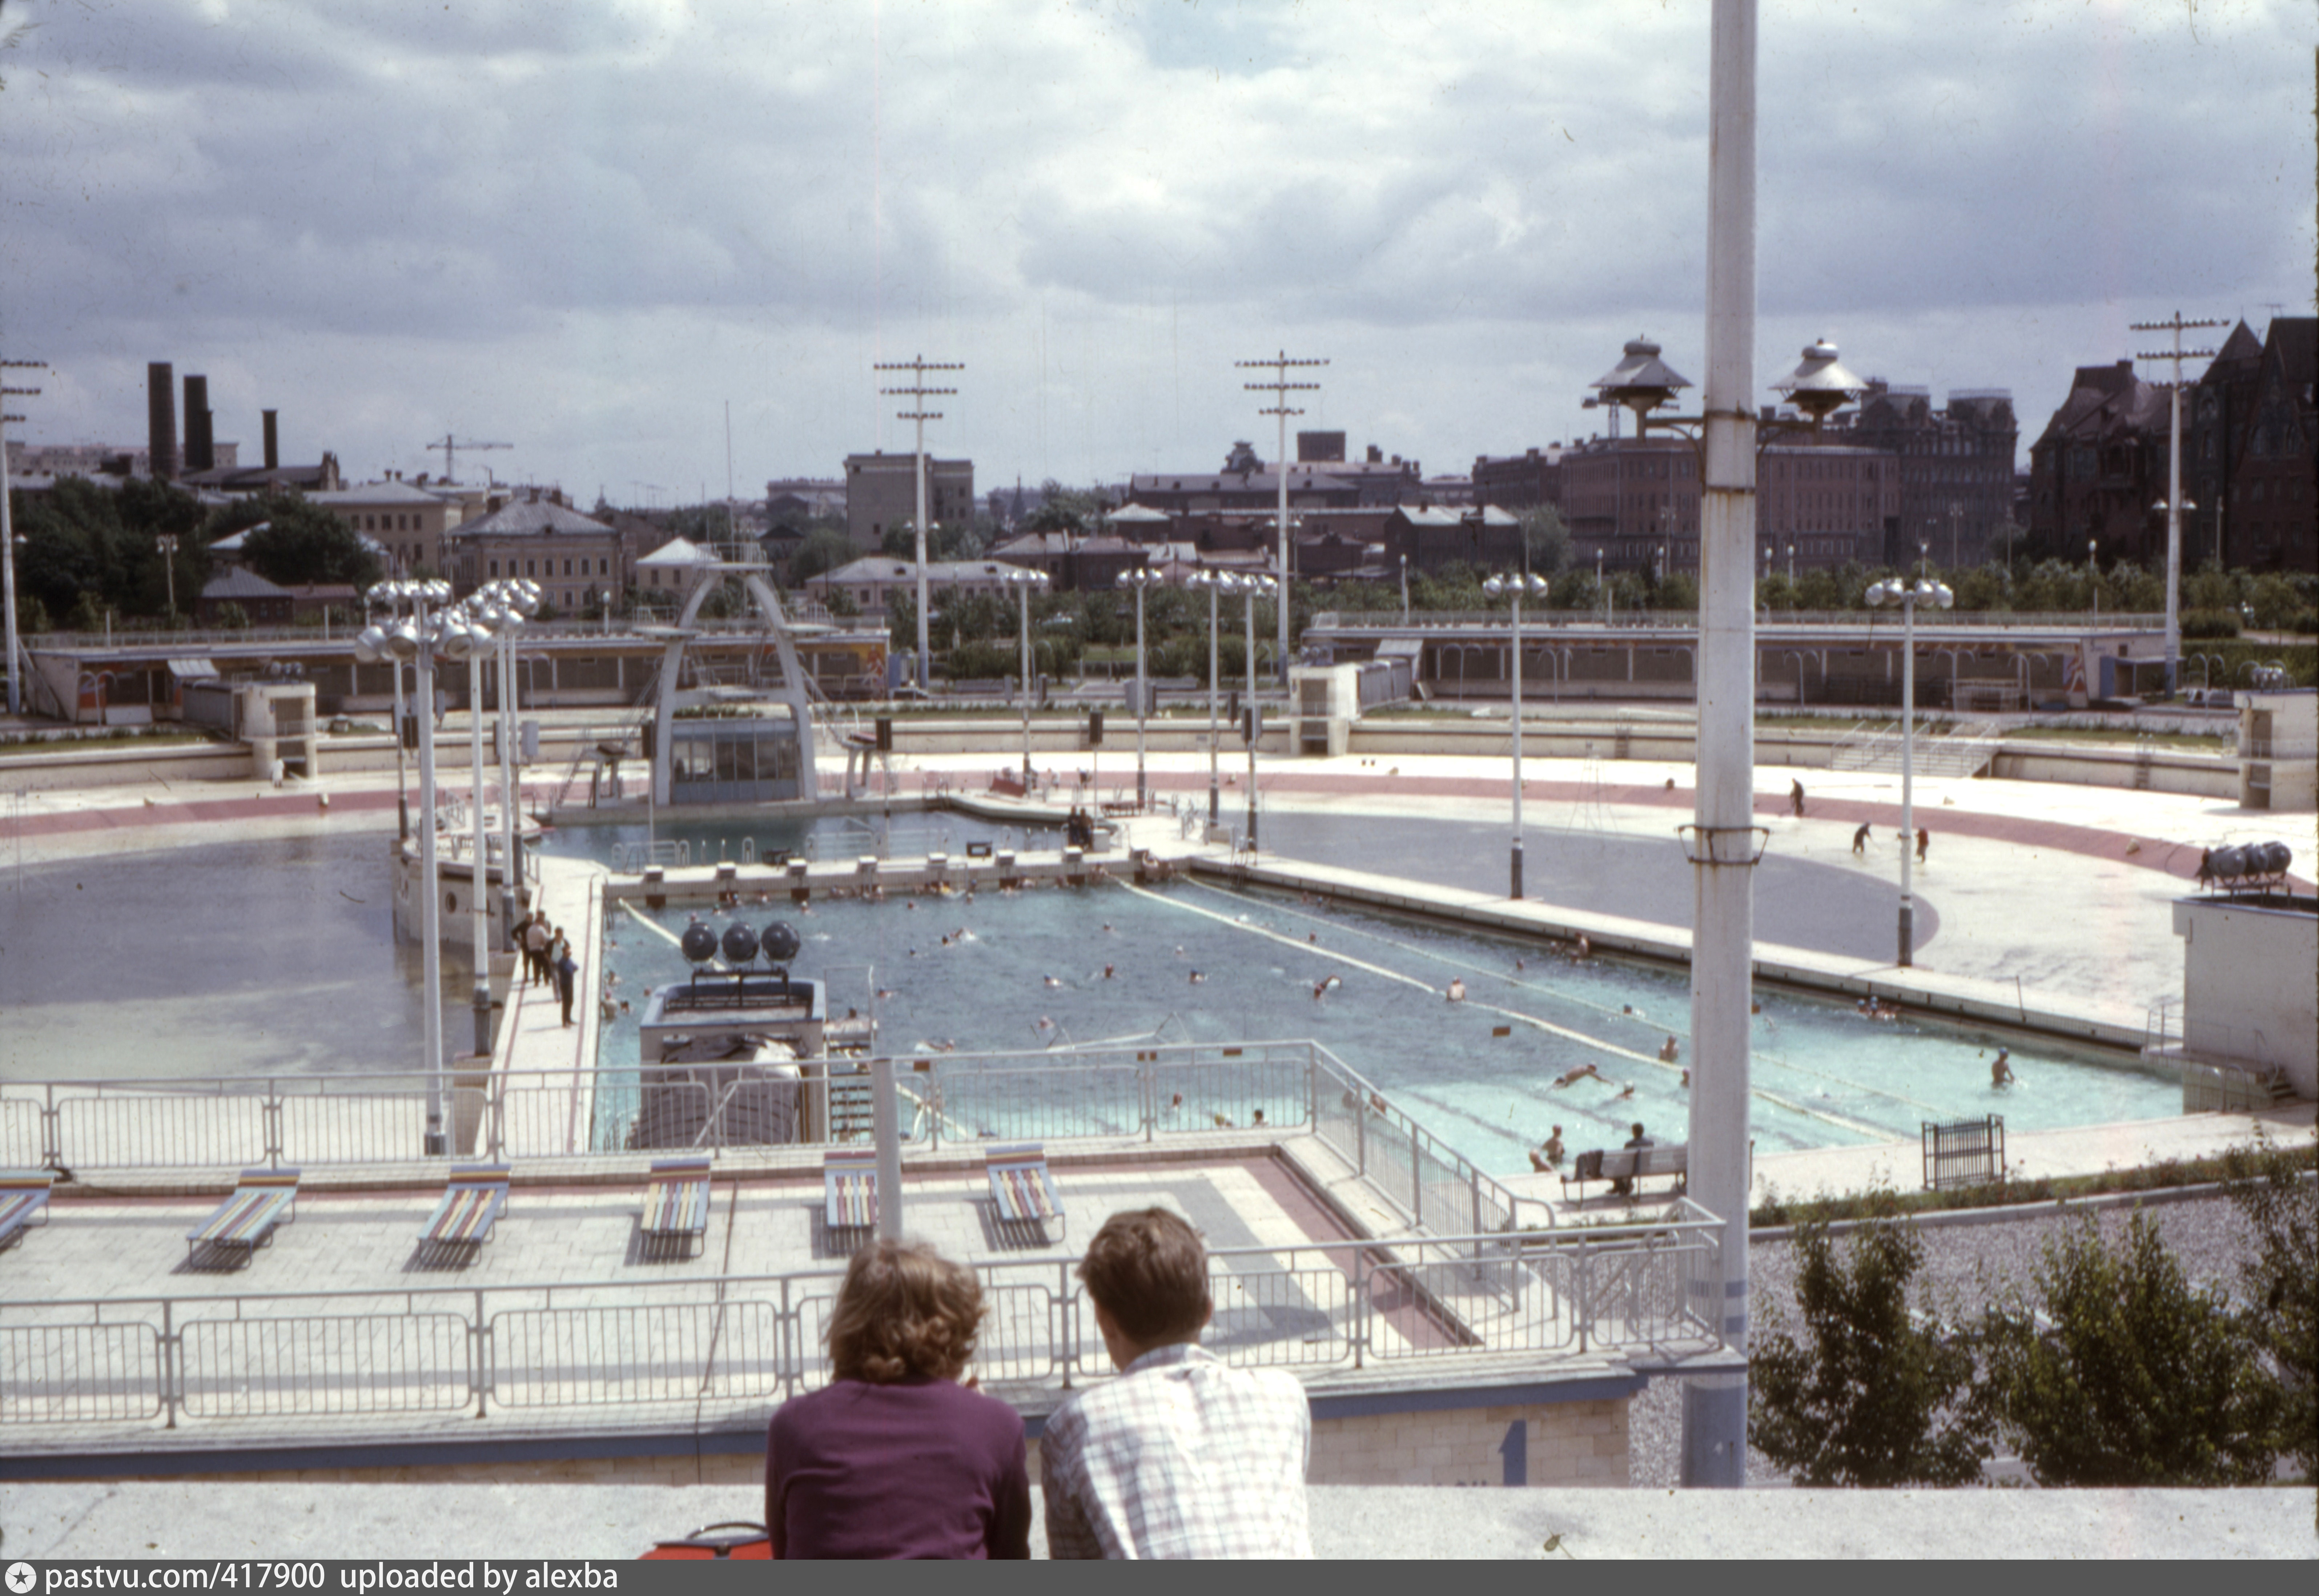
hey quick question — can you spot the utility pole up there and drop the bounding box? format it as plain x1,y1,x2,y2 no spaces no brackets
1237,350,1326,686
2131,314,2223,695
421,436,512,485
1,358,46,718
875,355,963,691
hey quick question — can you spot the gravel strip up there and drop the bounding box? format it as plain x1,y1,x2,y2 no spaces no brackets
1625,1194,2262,1488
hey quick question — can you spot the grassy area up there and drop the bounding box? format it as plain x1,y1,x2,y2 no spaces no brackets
1748,1140,2316,1229
0,729,216,757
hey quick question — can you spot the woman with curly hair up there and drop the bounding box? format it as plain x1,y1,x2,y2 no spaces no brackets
765,1239,1030,1559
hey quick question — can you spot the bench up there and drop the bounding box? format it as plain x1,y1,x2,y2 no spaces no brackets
642,1156,712,1259
421,1164,511,1261
186,1168,300,1266
985,1143,1065,1241
824,1149,878,1235
1563,1142,1688,1202
0,1169,56,1253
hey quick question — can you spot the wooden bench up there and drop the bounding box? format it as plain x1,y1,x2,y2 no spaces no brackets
421,1164,511,1262
186,1168,300,1266
824,1149,878,1235
1563,1142,1688,1202
985,1143,1064,1241
0,1169,56,1253
642,1156,712,1259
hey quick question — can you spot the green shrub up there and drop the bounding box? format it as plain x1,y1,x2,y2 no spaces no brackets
1750,1210,1992,1485
2180,609,2241,639
1977,1211,2279,1485
2222,1140,2317,1481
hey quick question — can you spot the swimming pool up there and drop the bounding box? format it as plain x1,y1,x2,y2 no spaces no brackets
594,873,2179,1177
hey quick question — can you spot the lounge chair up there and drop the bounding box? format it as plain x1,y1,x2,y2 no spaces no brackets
421,1163,510,1262
642,1155,712,1259
186,1168,300,1266
985,1143,1064,1241
823,1149,877,1234
0,1169,56,1253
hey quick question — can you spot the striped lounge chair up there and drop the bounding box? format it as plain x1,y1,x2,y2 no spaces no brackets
985,1143,1064,1241
823,1149,877,1236
186,1168,300,1267
1,1169,56,1253
641,1156,713,1259
421,1164,511,1263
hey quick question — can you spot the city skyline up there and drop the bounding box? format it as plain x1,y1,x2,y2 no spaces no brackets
0,0,2310,500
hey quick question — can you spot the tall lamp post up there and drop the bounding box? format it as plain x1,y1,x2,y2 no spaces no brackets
1865,572,1952,966
1187,569,1233,826
478,579,539,946
2133,314,2224,694
156,534,181,621
1238,574,1275,847
2089,539,2100,622
357,579,455,1155
1482,572,1548,897
1116,567,1162,812
1004,567,1049,783
439,603,497,1058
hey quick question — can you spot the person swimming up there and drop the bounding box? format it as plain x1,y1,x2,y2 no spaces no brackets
1992,1048,2015,1088
1552,1063,1604,1089
1446,978,1467,1002
1313,974,1341,999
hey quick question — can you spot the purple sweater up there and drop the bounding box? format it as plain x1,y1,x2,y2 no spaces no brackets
766,1376,1031,1560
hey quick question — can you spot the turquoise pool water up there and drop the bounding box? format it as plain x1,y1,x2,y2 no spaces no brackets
591,872,2180,1177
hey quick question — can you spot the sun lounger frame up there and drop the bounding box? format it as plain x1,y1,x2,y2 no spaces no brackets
422,1163,511,1262
823,1149,877,1235
186,1168,300,1266
0,1169,56,1253
642,1156,713,1259
985,1142,1065,1240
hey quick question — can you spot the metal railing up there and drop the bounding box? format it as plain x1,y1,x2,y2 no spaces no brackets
0,1213,1721,1431
2,1044,1550,1237
1309,609,2166,635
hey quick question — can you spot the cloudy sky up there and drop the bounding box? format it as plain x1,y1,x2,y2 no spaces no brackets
1,0,2310,505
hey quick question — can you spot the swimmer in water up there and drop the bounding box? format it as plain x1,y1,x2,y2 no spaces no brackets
1189,970,1205,984
1992,1049,2014,1088
1313,975,1341,999
1446,978,1467,1002
1103,964,1115,980
1660,1036,1680,1063
1044,974,1062,988
1552,1064,1604,1089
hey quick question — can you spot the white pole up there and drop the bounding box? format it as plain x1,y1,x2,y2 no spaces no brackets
913,411,931,691
500,627,519,913
1681,0,1758,1490
1,407,19,719
1898,593,1916,966
1275,412,1290,681
1206,578,1221,826
1244,581,1262,847
468,643,492,1057
1134,579,1149,811
871,1054,905,1241
1018,577,1034,781
1510,587,1524,898
415,599,447,1157
389,617,410,841
2163,341,2183,693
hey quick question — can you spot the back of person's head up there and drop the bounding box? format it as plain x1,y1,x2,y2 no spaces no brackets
1631,1122,1645,1139
827,1240,984,1383
1077,1207,1210,1346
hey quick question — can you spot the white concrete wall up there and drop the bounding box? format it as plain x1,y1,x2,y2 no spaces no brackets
2171,896,2319,1097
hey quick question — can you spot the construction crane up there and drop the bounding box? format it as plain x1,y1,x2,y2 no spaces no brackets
421,435,511,484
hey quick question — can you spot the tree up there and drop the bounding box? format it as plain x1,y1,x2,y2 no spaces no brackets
788,526,860,584
1978,1211,2279,1486
2222,1139,2317,1481
1750,1213,1992,1486
11,474,209,621
1518,505,1570,575
229,492,381,590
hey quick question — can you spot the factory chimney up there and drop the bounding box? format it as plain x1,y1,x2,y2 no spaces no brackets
262,410,279,471
183,374,214,474
147,362,179,481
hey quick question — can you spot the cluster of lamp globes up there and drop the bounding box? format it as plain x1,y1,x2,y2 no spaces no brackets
1865,576,1955,612
352,577,544,665
1174,570,1278,597
1483,573,1550,602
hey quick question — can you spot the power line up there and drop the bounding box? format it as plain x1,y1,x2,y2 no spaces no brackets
1235,350,1326,684
874,355,963,691
1,357,49,718
2130,313,2224,692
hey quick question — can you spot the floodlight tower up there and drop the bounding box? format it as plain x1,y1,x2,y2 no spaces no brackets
875,355,964,691
2131,313,2224,694
1,358,47,717
1237,350,1326,685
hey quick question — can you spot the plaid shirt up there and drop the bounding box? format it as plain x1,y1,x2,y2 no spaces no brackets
1041,1343,1311,1560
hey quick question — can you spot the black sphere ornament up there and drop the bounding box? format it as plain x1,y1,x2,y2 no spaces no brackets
679,924,719,964
759,921,803,964
721,923,761,965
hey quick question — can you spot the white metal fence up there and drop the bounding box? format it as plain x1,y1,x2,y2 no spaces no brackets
0,1215,1722,1432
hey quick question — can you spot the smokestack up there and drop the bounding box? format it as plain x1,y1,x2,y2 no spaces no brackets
148,362,178,480
262,410,279,470
183,375,214,473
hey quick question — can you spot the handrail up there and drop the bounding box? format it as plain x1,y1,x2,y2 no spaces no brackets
1309,610,2167,633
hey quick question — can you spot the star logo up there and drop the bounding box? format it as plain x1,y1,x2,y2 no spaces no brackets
5,1561,38,1595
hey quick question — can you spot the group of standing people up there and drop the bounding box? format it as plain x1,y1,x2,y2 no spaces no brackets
519,909,580,1027
765,1208,1311,1560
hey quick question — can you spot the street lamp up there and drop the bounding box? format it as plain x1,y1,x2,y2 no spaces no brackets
1398,553,1410,624
1785,543,1794,585
156,533,180,621
1116,566,1163,812
437,601,497,1058
1481,572,1548,897
355,578,456,1156
1864,572,1953,967
1595,547,1610,624
474,577,540,973
1186,569,1234,827
1238,574,1275,847
1003,566,1050,783
2088,538,2100,623
365,586,412,842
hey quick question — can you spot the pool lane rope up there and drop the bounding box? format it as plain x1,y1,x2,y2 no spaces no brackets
1136,877,1893,1142
1179,875,1945,1122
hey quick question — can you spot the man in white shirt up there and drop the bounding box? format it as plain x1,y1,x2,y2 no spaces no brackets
1041,1207,1312,1559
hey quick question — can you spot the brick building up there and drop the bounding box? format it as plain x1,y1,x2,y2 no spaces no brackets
1564,434,1899,575
1470,446,1564,512
1839,384,2018,568
2188,318,2316,573
446,492,624,613
844,453,975,552
2029,361,2177,565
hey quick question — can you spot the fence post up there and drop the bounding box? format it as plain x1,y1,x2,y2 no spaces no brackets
265,1086,284,1169
42,1081,60,1167
1352,1250,1367,1371
472,1288,489,1418
160,1298,179,1430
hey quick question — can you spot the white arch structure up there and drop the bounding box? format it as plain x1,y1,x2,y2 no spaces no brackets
647,561,828,806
